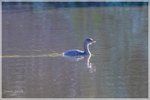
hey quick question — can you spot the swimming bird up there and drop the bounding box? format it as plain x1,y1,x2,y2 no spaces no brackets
63,38,96,57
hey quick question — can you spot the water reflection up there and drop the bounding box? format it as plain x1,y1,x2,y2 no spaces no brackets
86,55,96,73
2,2,148,98
63,54,96,73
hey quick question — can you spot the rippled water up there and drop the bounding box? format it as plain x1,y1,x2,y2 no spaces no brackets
2,2,148,98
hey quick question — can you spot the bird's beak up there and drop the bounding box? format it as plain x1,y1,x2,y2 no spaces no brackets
93,41,96,43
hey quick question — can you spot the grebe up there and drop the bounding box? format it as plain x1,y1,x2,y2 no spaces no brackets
63,38,96,57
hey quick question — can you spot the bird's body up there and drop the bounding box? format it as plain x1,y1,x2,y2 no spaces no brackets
63,38,96,57
63,49,85,56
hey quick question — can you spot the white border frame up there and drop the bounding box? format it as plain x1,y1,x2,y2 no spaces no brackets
0,0,149,100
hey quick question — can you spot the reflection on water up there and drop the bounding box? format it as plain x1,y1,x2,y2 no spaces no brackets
2,51,96,74
2,52,96,74
2,2,148,98
63,54,96,73
2,51,98,98
86,55,96,73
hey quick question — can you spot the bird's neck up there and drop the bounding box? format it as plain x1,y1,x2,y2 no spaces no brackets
84,43,91,55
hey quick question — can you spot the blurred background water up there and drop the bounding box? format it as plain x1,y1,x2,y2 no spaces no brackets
2,2,148,98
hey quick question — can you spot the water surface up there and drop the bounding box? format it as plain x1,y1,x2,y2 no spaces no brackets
2,2,148,98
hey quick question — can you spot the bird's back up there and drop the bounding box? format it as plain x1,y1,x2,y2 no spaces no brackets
63,49,85,56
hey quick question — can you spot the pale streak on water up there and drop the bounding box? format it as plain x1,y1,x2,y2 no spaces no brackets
2,3,148,98
2,53,62,58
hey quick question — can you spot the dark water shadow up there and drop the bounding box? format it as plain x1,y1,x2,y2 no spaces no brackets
2,2,148,12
